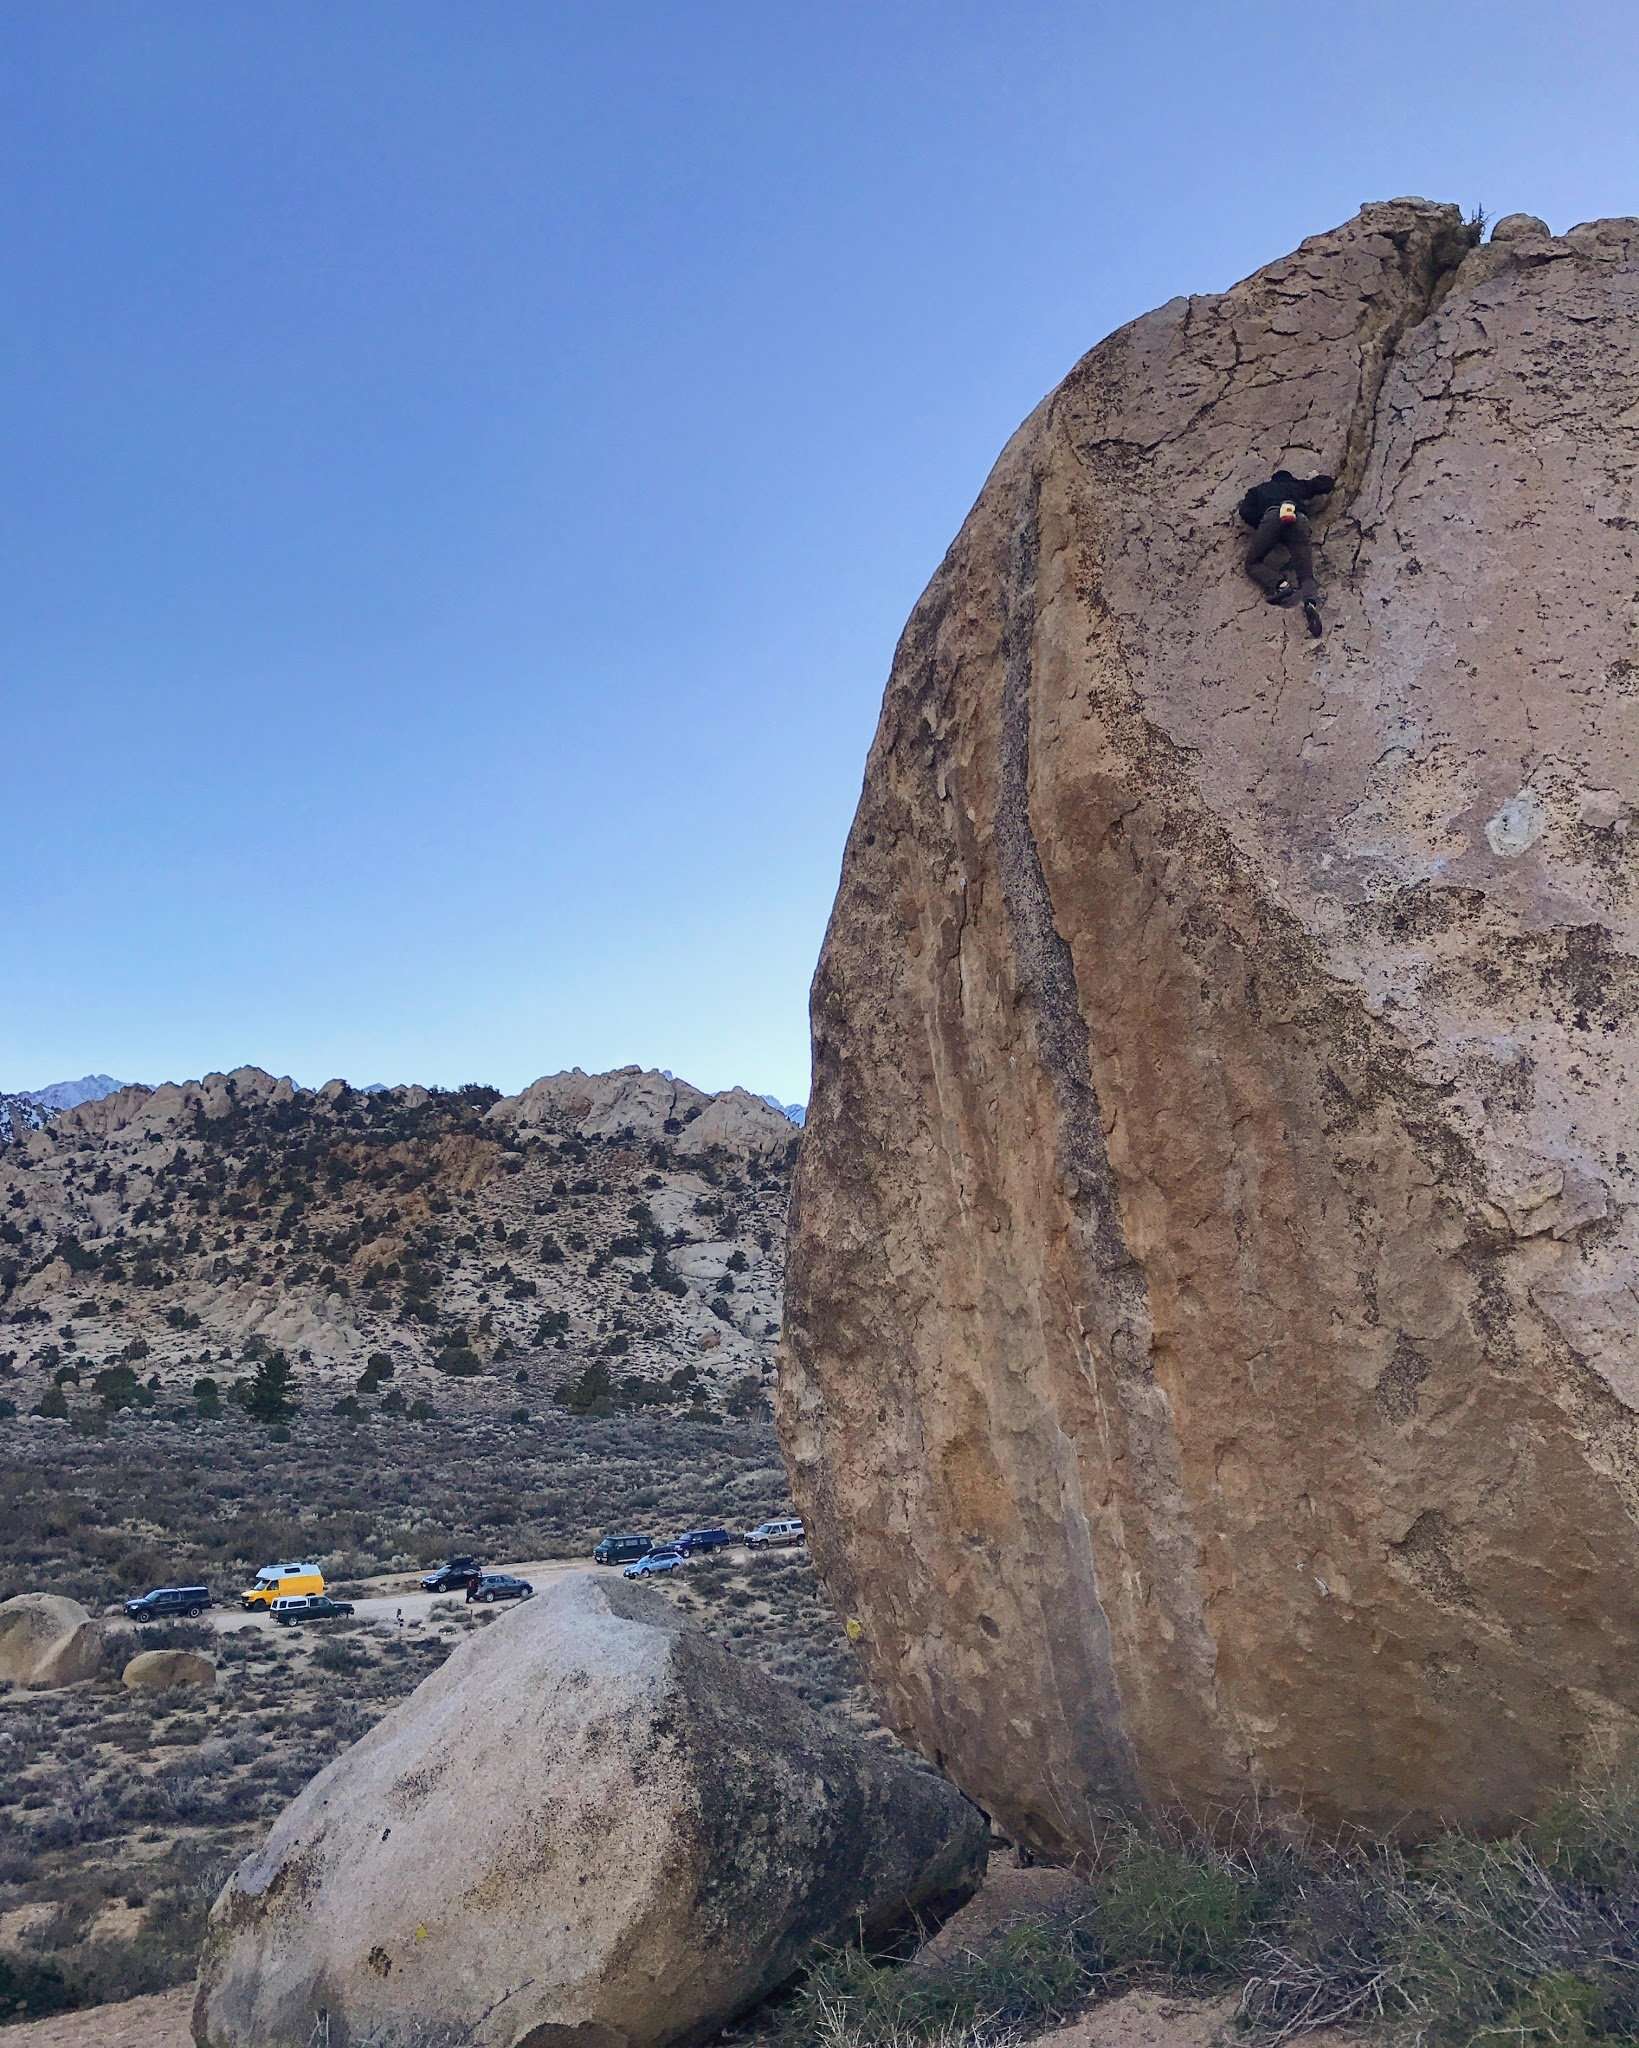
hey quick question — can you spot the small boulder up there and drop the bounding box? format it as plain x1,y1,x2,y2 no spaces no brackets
1490,211,1551,242
123,1648,216,1692
906,1859,1092,1978
0,1593,121,1688
194,1574,986,2048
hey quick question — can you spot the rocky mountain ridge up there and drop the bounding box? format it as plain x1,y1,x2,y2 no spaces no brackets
0,1094,53,1151
1,1063,798,1421
21,1074,131,1115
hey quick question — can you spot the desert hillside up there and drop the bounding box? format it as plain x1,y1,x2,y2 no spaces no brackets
0,1064,798,1424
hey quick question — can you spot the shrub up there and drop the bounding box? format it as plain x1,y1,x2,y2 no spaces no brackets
243,1349,297,1422
780,1908,1095,2047
0,1950,73,2024
556,1363,614,1415
1093,1834,1260,1975
92,1363,150,1411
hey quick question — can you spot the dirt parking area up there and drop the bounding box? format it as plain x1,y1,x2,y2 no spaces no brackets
0,1985,191,2045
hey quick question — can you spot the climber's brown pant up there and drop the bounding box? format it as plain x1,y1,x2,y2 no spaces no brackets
1245,507,1318,602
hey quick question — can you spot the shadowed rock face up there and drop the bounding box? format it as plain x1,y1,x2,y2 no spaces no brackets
779,200,1639,1850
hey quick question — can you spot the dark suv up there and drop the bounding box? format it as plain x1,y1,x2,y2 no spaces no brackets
593,1534,652,1566
124,1584,210,1621
420,1556,484,1593
674,1528,733,1556
467,1574,533,1604
272,1594,356,1626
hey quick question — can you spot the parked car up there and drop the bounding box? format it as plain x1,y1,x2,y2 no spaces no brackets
124,1584,210,1621
622,1547,686,1579
242,1562,325,1611
673,1528,733,1556
593,1534,653,1566
420,1556,485,1593
745,1519,806,1550
271,1594,355,1626
467,1574,533,1604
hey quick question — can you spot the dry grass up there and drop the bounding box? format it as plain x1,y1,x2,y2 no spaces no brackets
761,1764,1639,2048
0,1408,794,1608
0,1611,482,2019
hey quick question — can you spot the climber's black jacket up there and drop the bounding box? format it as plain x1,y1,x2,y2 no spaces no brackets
1237,471,1336,527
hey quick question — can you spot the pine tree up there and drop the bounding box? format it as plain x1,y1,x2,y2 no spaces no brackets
244,1348,297,1423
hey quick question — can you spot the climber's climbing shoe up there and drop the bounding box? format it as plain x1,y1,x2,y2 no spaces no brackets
1303,600,1324,639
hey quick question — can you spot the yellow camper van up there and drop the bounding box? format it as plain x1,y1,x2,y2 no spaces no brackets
241,1561,325,1612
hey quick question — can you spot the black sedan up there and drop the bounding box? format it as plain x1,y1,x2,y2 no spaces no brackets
466,1573,534,1605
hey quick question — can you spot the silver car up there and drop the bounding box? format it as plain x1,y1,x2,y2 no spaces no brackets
623,1547,686,1579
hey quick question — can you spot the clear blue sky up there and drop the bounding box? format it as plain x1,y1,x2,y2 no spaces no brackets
4,2,1634,1104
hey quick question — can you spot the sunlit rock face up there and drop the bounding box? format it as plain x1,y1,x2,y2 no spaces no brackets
780,200,1639,1849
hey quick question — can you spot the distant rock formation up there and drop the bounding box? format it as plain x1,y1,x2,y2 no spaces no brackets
759,1093,807,1126
0,1091,53,1151
489,1064,800,1160
0,1075,131,1149
24,1074,130,1113
194,1574,984,2048
1,1063,794,1411
781,201,1639,1844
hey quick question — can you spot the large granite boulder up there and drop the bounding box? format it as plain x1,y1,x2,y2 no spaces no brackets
193,1573,985,2048
0,1593,124,1688
779,199,1639,1849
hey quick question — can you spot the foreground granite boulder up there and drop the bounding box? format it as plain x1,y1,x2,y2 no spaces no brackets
780,199,1639,1849
193,1574,985,2048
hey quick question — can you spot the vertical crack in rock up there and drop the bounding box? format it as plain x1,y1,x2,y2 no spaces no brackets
1335,216,1477,506
993,469,1146,1813
997,485,1150,1337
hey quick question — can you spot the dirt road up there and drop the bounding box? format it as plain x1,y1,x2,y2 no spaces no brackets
202,1555,590,1632
0,1987,191,2047
202,1548,759,1632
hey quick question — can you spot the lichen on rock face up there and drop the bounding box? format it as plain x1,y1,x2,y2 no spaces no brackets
779,199,1639,1852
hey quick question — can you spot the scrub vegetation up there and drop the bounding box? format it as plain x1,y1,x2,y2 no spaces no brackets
0,1549,870,2023
753,1758,1639,2047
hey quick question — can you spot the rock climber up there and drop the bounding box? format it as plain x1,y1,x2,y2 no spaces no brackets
1239,469,1335,638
